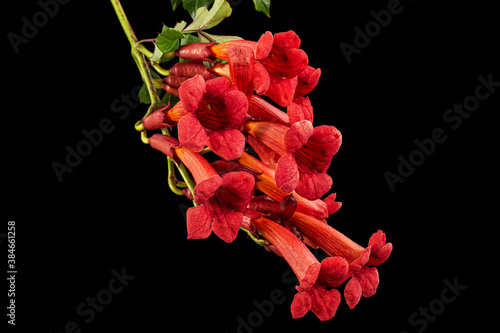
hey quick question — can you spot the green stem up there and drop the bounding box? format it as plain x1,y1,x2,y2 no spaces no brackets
177,162,196,206
168,158,185,196
110,0,164,110
152,62,170,77
112,0,196,206
241,227,267,246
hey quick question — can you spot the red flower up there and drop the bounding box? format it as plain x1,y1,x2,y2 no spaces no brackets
295,65,321,98
244,120,342,200
209,31,309,107
235,152,337,220
260,31,308,107
286,212,393,309
287,65,321,125
142,104,172,130
250,216,349,321
167,75,249,160
148,134,255,243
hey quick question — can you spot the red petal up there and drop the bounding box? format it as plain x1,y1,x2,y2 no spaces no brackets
349,247,371,274
297,262,321,292
252,62,270,95
284,120,314,155
344,276,362,310
369,243,393,266
223,90,249,127
142,105,171,130
205,76,235,99
255,31,274,61
369,230,386,252
272,31,301,53
368,230,393,266
219,171,256,212
265,76,298,107
186,205,213,240
295,66,321,97
148,134,180,160
288,97,314,125
193,175,222,205
263,47,308,80
291,291,311,319
320,257,350,287
309,285,342,321
178,113,207,152
357,266,379,298
208,129,246,161
295,171,332,201
275,154,299,193
282,48,309,78
179,75,206,113
323,193,342,215
309,125,342,172
211,209,244,243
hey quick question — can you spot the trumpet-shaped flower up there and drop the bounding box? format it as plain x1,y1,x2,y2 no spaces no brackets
208,31,309,107
162,75,248,160
244,120,341,200
149,134,255,243
286,212,393,309
250,216,349,321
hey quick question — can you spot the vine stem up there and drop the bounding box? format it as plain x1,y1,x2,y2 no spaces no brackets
110,0,164,112
111,0,197,207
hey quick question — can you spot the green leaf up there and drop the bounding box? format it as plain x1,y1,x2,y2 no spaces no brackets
200,32,243,43
159,27,185,42
181,33,200,46
171,0,183,11
156,28,184,54
173,20,187,32
203,0,232,30
253,0,271,17
150,44,164,62
183,0,232,33
181,0,215,19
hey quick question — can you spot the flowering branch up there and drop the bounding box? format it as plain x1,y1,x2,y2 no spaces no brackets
111,0,393,323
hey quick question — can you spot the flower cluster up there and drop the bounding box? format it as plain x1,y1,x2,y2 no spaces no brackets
143,30,392,321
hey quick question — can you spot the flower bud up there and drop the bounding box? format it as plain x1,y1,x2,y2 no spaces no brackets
175,42,215,62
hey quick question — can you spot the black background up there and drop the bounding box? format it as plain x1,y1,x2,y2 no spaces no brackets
3,0,498,332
